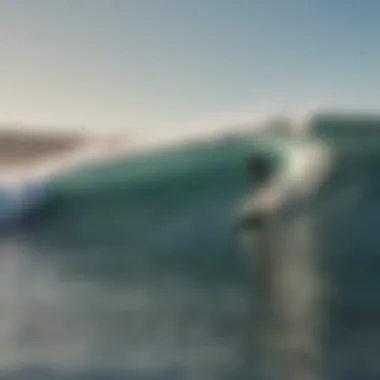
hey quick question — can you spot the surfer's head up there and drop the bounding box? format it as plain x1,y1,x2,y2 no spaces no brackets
246,155,272,185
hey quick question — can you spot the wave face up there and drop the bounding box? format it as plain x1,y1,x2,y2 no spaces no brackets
1,117,380,379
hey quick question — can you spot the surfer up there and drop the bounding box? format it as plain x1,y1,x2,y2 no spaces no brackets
238,155,279,315
238,153,324,380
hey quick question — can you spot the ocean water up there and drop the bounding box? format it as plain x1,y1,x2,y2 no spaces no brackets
0,134,379,379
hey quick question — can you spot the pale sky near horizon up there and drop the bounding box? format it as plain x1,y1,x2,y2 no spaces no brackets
0,0,380,134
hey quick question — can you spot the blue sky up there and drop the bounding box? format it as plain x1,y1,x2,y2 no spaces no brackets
0,0,379,133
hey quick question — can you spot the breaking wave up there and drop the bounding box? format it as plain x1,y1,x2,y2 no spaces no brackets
1,112,380,379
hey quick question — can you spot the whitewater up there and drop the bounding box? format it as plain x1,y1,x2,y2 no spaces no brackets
1,111,380,380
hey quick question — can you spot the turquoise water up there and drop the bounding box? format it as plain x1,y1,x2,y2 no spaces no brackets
1,137,380,379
